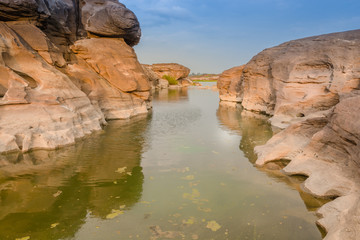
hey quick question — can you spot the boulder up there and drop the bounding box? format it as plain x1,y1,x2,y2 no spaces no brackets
81,0,141,46
149,63,190,80
178,77,193,87
0,0,50,21
217,66,244,102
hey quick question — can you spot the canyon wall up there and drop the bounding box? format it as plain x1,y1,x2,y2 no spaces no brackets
0,0,151,153
218,30,360,239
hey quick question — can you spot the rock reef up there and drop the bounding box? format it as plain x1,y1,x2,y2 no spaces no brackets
219,30,360,239
0,0,150,153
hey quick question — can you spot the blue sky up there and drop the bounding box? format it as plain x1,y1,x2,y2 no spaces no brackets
121,0,360,73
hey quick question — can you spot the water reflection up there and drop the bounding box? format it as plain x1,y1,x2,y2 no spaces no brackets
153,88,189,102
0,115,150,239
216,102,329,214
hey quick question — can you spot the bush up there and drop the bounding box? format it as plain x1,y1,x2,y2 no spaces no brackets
162,75,178,85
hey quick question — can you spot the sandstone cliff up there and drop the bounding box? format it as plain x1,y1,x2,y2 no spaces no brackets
223,30,360,239
0,0,151,153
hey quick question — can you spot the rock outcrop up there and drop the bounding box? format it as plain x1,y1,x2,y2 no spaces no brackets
145,63,193,88
0,1,151,153
189,74,219,82
149,63,190,80
228,30,360,239
217,66,244,102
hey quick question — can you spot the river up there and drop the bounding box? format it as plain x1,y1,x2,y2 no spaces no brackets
0,83,326,239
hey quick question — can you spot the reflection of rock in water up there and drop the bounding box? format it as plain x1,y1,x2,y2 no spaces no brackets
153,88,189,102
216,102,329,214
0,114,150,239
217,102,273,163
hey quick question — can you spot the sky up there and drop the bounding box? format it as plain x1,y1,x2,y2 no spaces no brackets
121,0,360,74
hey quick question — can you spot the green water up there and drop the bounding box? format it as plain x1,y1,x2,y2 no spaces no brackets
0,84,326,239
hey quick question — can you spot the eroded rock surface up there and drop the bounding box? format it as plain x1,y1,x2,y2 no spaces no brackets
0,1,150,153
245,30,360,239
149,63,190,80
217,66,244,102
242,30,360,128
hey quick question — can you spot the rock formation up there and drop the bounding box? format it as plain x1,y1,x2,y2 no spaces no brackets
145,63,193,88
189,74,219,82
149,63,190,80
224,30,360,239
0,0,151,153
217,66,244,102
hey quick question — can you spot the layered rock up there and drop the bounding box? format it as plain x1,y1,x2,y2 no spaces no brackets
217,66,244,102
0,1,151,153
234,30,360,239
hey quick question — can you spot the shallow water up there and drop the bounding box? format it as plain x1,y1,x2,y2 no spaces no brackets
0,83,325,239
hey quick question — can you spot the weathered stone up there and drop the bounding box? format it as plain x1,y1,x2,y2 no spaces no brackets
149,63,190,80
240,30,360,128
71,38,150,93
0,22,105,153
178,77,193,87
0,1,149,153
6,22,66,67
0,0,50,21
142,64,160,89
81,0,141,46
217,65,244,102
250,30,360,239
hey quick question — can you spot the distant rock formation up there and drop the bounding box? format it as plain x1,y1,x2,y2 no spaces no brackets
222,30,360,239
189,74,219,82
0,0,150,153
145,63,193,88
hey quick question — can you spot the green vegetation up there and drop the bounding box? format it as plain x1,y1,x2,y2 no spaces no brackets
162,75,178,85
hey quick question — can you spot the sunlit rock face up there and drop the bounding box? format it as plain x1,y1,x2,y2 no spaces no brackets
246,30,360,239
0,1,150,153
242,30,360,128
217,66,244,102
148,63,190,80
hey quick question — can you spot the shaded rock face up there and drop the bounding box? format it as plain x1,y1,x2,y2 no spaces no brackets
244,30,360,239
81,0,141,46
149,63,190,80
217,66,244,102
0,0,140,48
0,1,150,153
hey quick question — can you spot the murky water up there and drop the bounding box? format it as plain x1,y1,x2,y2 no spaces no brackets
0,83,326,239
